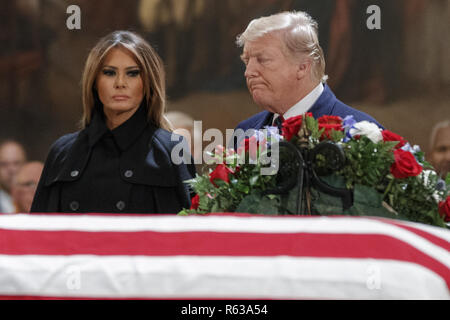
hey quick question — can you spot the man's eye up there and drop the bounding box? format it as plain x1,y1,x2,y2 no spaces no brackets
127,70,140,77
102,69,115,76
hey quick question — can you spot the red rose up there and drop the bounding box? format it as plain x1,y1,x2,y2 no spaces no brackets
318,115,343,139
390,149,423,179
209,164,234,187
282,113,313,141
438,196,450,222
318,115,342,125
190,194,200,210
382,130,407,149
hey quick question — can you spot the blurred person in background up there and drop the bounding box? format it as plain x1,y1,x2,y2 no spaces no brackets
166,111,198,155
428,120,450,179
166,110,204,172
11,161,44,213
0,140,27,213
31,31,195,214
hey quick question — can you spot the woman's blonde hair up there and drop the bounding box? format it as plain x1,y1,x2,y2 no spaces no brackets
81,30,171,130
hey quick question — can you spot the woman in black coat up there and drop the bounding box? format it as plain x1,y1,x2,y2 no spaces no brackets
31,31,196,214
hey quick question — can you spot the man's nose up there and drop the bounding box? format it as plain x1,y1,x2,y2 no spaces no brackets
244,59,258,78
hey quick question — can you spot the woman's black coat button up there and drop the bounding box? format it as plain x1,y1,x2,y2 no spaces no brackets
124,170,134,178
116,201,126,211
71,170,79,177
70,201,79,211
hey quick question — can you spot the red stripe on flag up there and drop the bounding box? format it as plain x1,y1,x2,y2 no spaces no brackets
0,229,441,258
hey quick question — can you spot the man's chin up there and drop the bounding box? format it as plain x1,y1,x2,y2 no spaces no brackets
250,93,271,111
253,100,272,112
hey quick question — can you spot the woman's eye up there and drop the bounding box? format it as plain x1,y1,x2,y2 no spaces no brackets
127,70,140,77
102,69,116,76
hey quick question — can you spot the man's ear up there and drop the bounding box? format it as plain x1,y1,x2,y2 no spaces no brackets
296,60,311,80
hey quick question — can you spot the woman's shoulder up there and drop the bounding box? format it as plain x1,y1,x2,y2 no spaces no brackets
152,127,186,149
45,131,84,163
52,132,80,148
49,132,81,152
149,127,191,164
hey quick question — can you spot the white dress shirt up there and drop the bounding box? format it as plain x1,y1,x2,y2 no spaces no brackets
272,82,324,125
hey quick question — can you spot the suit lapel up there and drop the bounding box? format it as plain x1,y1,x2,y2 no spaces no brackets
255,111,275,129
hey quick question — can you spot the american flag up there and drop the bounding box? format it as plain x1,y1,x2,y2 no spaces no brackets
0,213,449,299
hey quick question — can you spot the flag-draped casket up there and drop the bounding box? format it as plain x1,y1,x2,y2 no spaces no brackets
0,213,449,299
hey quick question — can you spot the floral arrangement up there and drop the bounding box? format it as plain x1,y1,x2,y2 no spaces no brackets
179,114,450,228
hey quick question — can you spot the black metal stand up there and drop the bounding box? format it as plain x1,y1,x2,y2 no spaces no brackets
264,141,353,214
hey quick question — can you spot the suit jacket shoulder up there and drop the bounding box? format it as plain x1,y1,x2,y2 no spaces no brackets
235,110,273,131
309,84,384,128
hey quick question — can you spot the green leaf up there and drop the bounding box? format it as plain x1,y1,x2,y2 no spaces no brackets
306,115,318,131
235,192,280,215
249,175,259,186
330,130,345,142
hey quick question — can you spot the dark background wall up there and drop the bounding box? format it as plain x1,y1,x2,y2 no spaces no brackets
0,0,449,162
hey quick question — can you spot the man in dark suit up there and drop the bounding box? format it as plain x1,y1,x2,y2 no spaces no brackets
231,11,383,149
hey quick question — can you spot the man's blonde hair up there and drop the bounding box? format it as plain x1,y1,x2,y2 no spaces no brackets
236,11,327,83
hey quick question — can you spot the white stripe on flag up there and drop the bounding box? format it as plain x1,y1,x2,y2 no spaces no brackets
0,215,447,241
0,254,447,299
387,218,450,240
